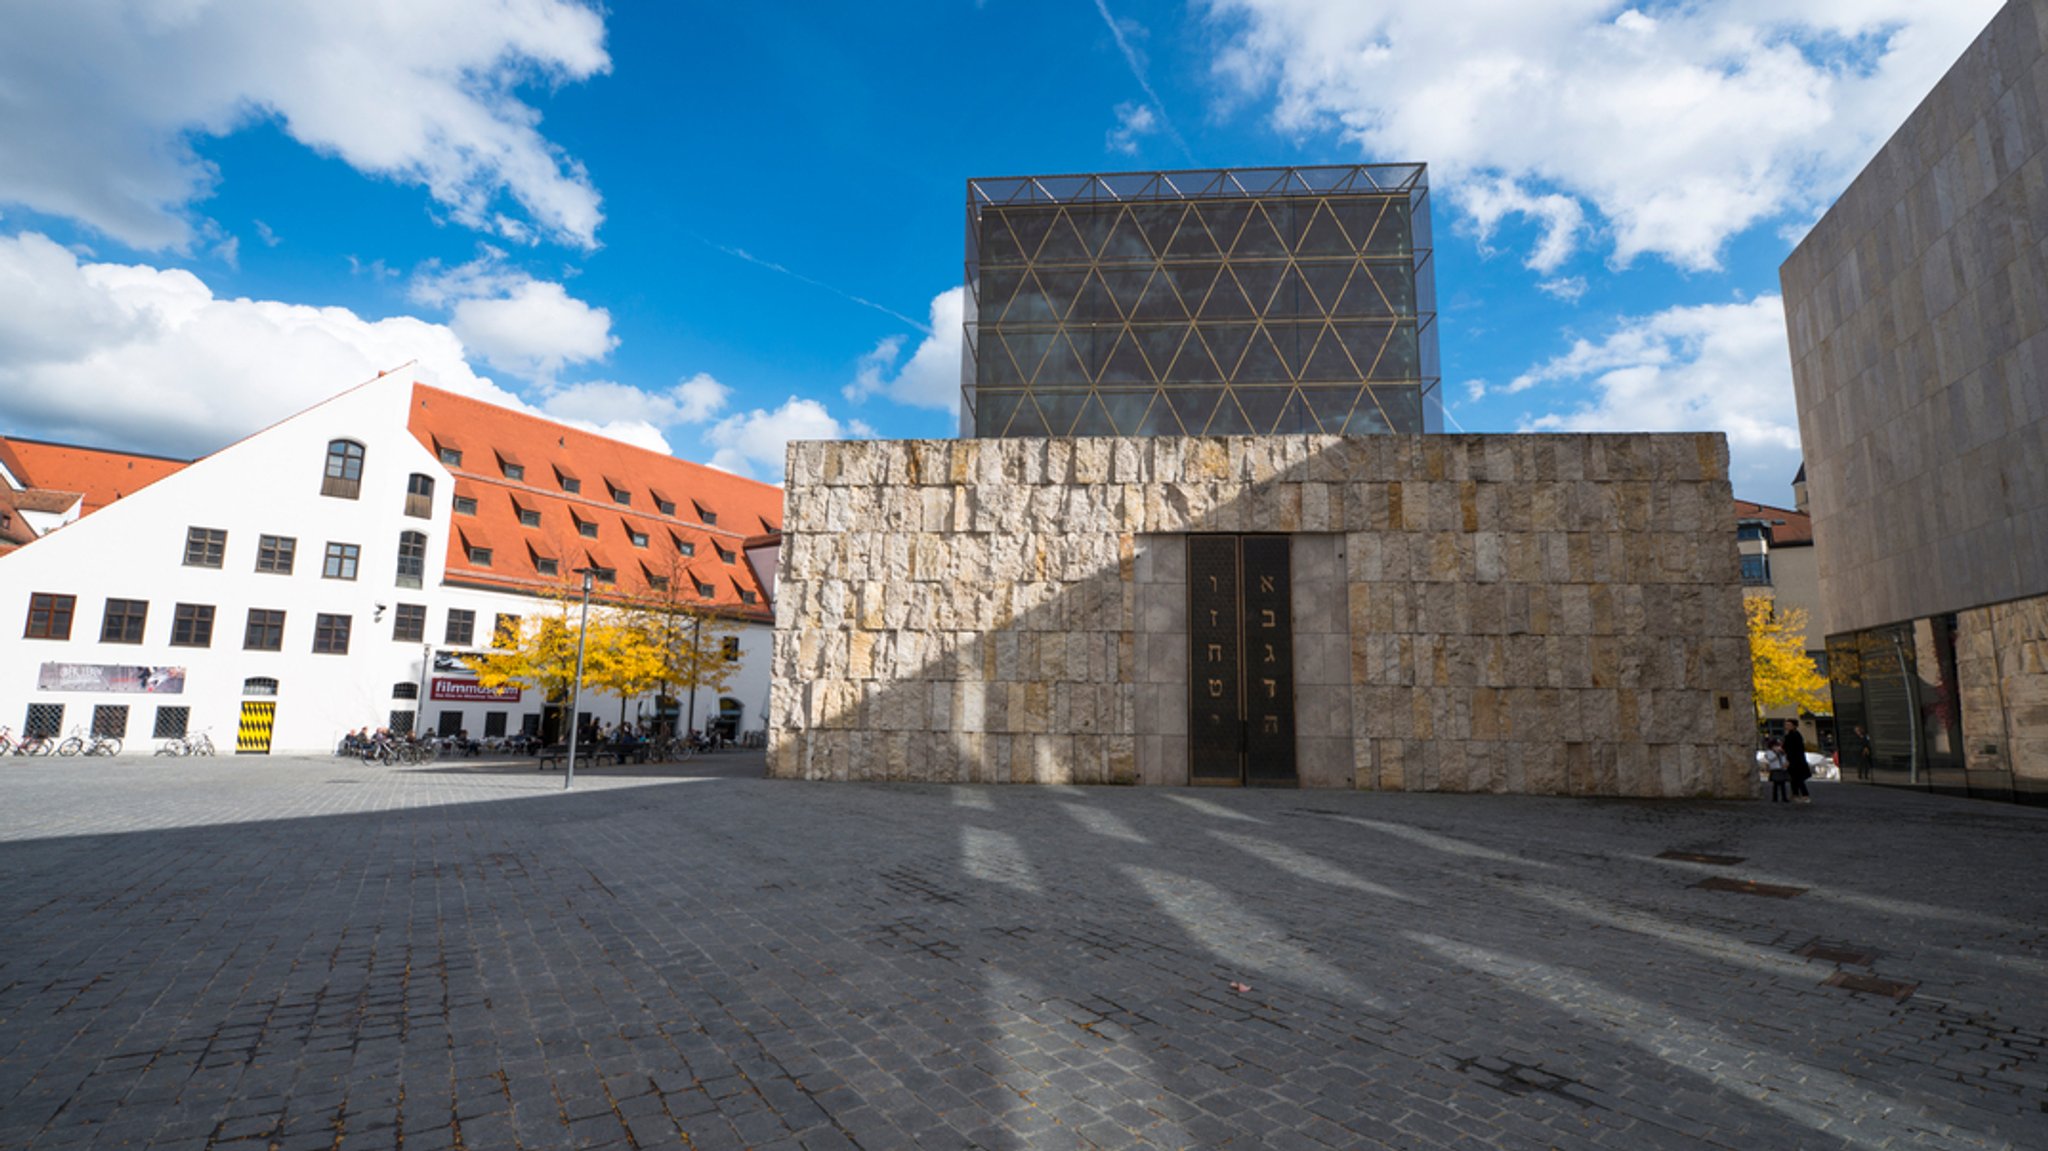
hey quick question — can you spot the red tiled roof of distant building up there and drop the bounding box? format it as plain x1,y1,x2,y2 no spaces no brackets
1734,498,1812,545
0,436,188,513
406,384,784,620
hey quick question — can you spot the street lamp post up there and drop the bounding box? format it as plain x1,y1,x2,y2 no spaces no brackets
563,568,596,791
684,612,703,741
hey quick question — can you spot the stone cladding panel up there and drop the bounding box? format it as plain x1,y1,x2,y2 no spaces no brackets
770,435,1752,797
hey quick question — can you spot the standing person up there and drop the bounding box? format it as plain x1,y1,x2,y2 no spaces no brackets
1783,718,1812,803
1765,738,1789,803
1854,724,1874,781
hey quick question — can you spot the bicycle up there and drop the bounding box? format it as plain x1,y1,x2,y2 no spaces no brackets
13,731,55,756
0,725,13,757
57,727,122,756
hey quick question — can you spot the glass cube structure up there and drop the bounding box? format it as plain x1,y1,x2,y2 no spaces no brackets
962,165,1440,438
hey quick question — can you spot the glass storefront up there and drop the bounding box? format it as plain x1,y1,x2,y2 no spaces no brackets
1827,611,2019,801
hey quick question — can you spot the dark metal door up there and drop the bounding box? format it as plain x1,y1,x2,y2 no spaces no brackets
1187,535,1296,786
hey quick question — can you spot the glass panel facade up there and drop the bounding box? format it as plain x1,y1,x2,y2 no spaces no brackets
1826,611,2000,800
963,165,1440,437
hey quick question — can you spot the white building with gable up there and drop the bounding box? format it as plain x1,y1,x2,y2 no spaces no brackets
0,373,782,755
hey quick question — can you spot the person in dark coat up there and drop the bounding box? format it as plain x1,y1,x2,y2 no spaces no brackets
1783,719,1812,803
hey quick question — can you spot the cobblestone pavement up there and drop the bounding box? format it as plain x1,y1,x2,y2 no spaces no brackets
1,755,2044,1150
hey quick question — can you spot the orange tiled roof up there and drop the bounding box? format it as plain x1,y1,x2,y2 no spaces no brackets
0,436,187,514
407,384,784,620
1734,498,1812,545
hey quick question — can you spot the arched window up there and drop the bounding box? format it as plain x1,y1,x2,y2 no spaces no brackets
404,473,434,518
396,531,427,589
243,676,279,697
322,439,365,499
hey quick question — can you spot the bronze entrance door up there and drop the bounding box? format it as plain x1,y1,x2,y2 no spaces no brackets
1188,535,1296,786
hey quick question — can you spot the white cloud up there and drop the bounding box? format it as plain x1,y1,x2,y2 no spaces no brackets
0,231,667,458
0,0,608,251
1537,276,1588,303
707,398,873,482
843,288,964,412
1513,295,1802,498
1205,0,2002,270
1107,102,1159,154
542,373,731,429
411,248,616,381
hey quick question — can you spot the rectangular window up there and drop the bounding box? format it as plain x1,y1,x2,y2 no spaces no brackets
92,704,129,738
629,530,649,548
1740,554,1770,585
405,473,434,518
695,502,717,526
313,613,352,654
502,462,524,481
493,613,520,647
648,574,671,591
674,536,695,556
25,593,76,639
590,567,616,585
389,710,416,736
445,609,475,646
741,590,758,605
454,495,477,515
610,485,631,505
484,710,508,738
256,534,296,574
467,547,492,566
655,498,676,516
695,580,715,597
722,636,741,662
535,557,559,577
577,517,598,538
153,706,190,739
393,603,426,642
323,542,361,580
101,598,148,643
183,526,227,568
24,703,63,739
170,603,215,647
396,532,427,589
244,609,286,651
438,446,463,466
560,474,581,494
518,507,541,527
717,546,736,563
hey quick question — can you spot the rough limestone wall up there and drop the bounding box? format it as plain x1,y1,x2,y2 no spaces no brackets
1959,595,2048,789
770,434,1754,797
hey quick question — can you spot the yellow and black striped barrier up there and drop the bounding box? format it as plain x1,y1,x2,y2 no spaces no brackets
237,701,275,754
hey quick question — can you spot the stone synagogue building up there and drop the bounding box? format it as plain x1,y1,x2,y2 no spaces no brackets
769,166,1754,796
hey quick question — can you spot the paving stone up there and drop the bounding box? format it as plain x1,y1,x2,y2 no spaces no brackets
0,754,2043,1149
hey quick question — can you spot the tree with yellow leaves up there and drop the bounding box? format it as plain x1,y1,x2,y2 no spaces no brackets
464,580,642,727
629,552,745,735
1747,596,1830,719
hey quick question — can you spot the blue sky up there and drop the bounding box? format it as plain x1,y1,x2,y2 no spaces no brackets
0,1,2004,501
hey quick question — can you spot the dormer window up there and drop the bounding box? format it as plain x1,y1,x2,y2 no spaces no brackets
518,507,541,527
693,500,717,526
671,533,695,557
501,461,524,481
454,495,477,516
555,465,580,494
575,515,598,539
437,442,462,467
741,590,758,605
717,546,736,564
695,579,715,597
608,481,630,505
654,494,676,516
